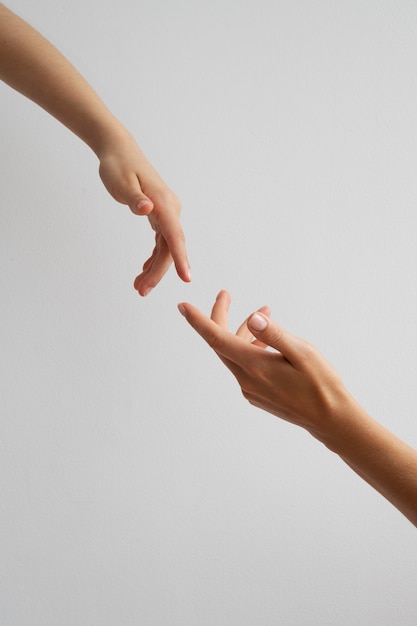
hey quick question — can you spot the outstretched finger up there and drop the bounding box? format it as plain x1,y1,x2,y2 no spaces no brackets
178,301,256,367
210,290,231,328
178,301,247,383
156,210,191,284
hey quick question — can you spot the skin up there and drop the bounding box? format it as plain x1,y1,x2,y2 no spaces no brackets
0,2,190,295
179,290,417,527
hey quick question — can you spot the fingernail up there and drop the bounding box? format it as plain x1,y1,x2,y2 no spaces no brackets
142,286,153,297
134,199,151,213
249,313,268,331
178,304,186,317
186,267,192,282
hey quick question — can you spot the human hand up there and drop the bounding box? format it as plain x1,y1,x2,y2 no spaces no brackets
0,4,190,296
98,131,190,296
179,292,417,527
178,291,351,439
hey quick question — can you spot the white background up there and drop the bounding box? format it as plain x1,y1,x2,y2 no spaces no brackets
1,1,417,624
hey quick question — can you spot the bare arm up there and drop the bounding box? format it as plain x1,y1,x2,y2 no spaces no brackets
0,2,121,155
178,291,417,527
0,3,191,294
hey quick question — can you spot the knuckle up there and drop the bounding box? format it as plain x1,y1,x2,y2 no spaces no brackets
300,339,314,355
240,377,257,399
270,326,284,345
152,189,182,213
299,340,318,364
241,388,251,401
205,331,223,352
242,389,258,408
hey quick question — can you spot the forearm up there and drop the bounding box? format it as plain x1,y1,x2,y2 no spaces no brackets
316,400,417,527
0,3,125,156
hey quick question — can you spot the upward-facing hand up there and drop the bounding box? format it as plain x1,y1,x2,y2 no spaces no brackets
178,290,417,527
178,290,350,439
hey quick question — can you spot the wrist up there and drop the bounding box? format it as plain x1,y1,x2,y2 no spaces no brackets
84,113,132,159
307,390,372,454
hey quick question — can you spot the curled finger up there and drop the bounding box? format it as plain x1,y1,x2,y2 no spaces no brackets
236,305,271,346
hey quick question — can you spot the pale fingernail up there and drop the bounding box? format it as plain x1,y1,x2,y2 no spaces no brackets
186,267,192,282
178,304,186,317
249,313,268,331
134,199,151,213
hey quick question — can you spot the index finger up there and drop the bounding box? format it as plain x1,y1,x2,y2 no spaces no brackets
155,210,191,283
178,301,259,366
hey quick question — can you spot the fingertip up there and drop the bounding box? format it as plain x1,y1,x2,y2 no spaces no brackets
215,289,231,304
133,276,153,297
178,303,187,318
136,287,153,297
133,275,140,291
131,198,154,216
181,266,192,283
258,305,271,317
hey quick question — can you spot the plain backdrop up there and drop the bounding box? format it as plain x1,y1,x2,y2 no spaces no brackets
1,1,417,624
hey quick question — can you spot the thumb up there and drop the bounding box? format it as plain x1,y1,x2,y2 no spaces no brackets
247,312,304,366
98,159,154,215
130,193,154,216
